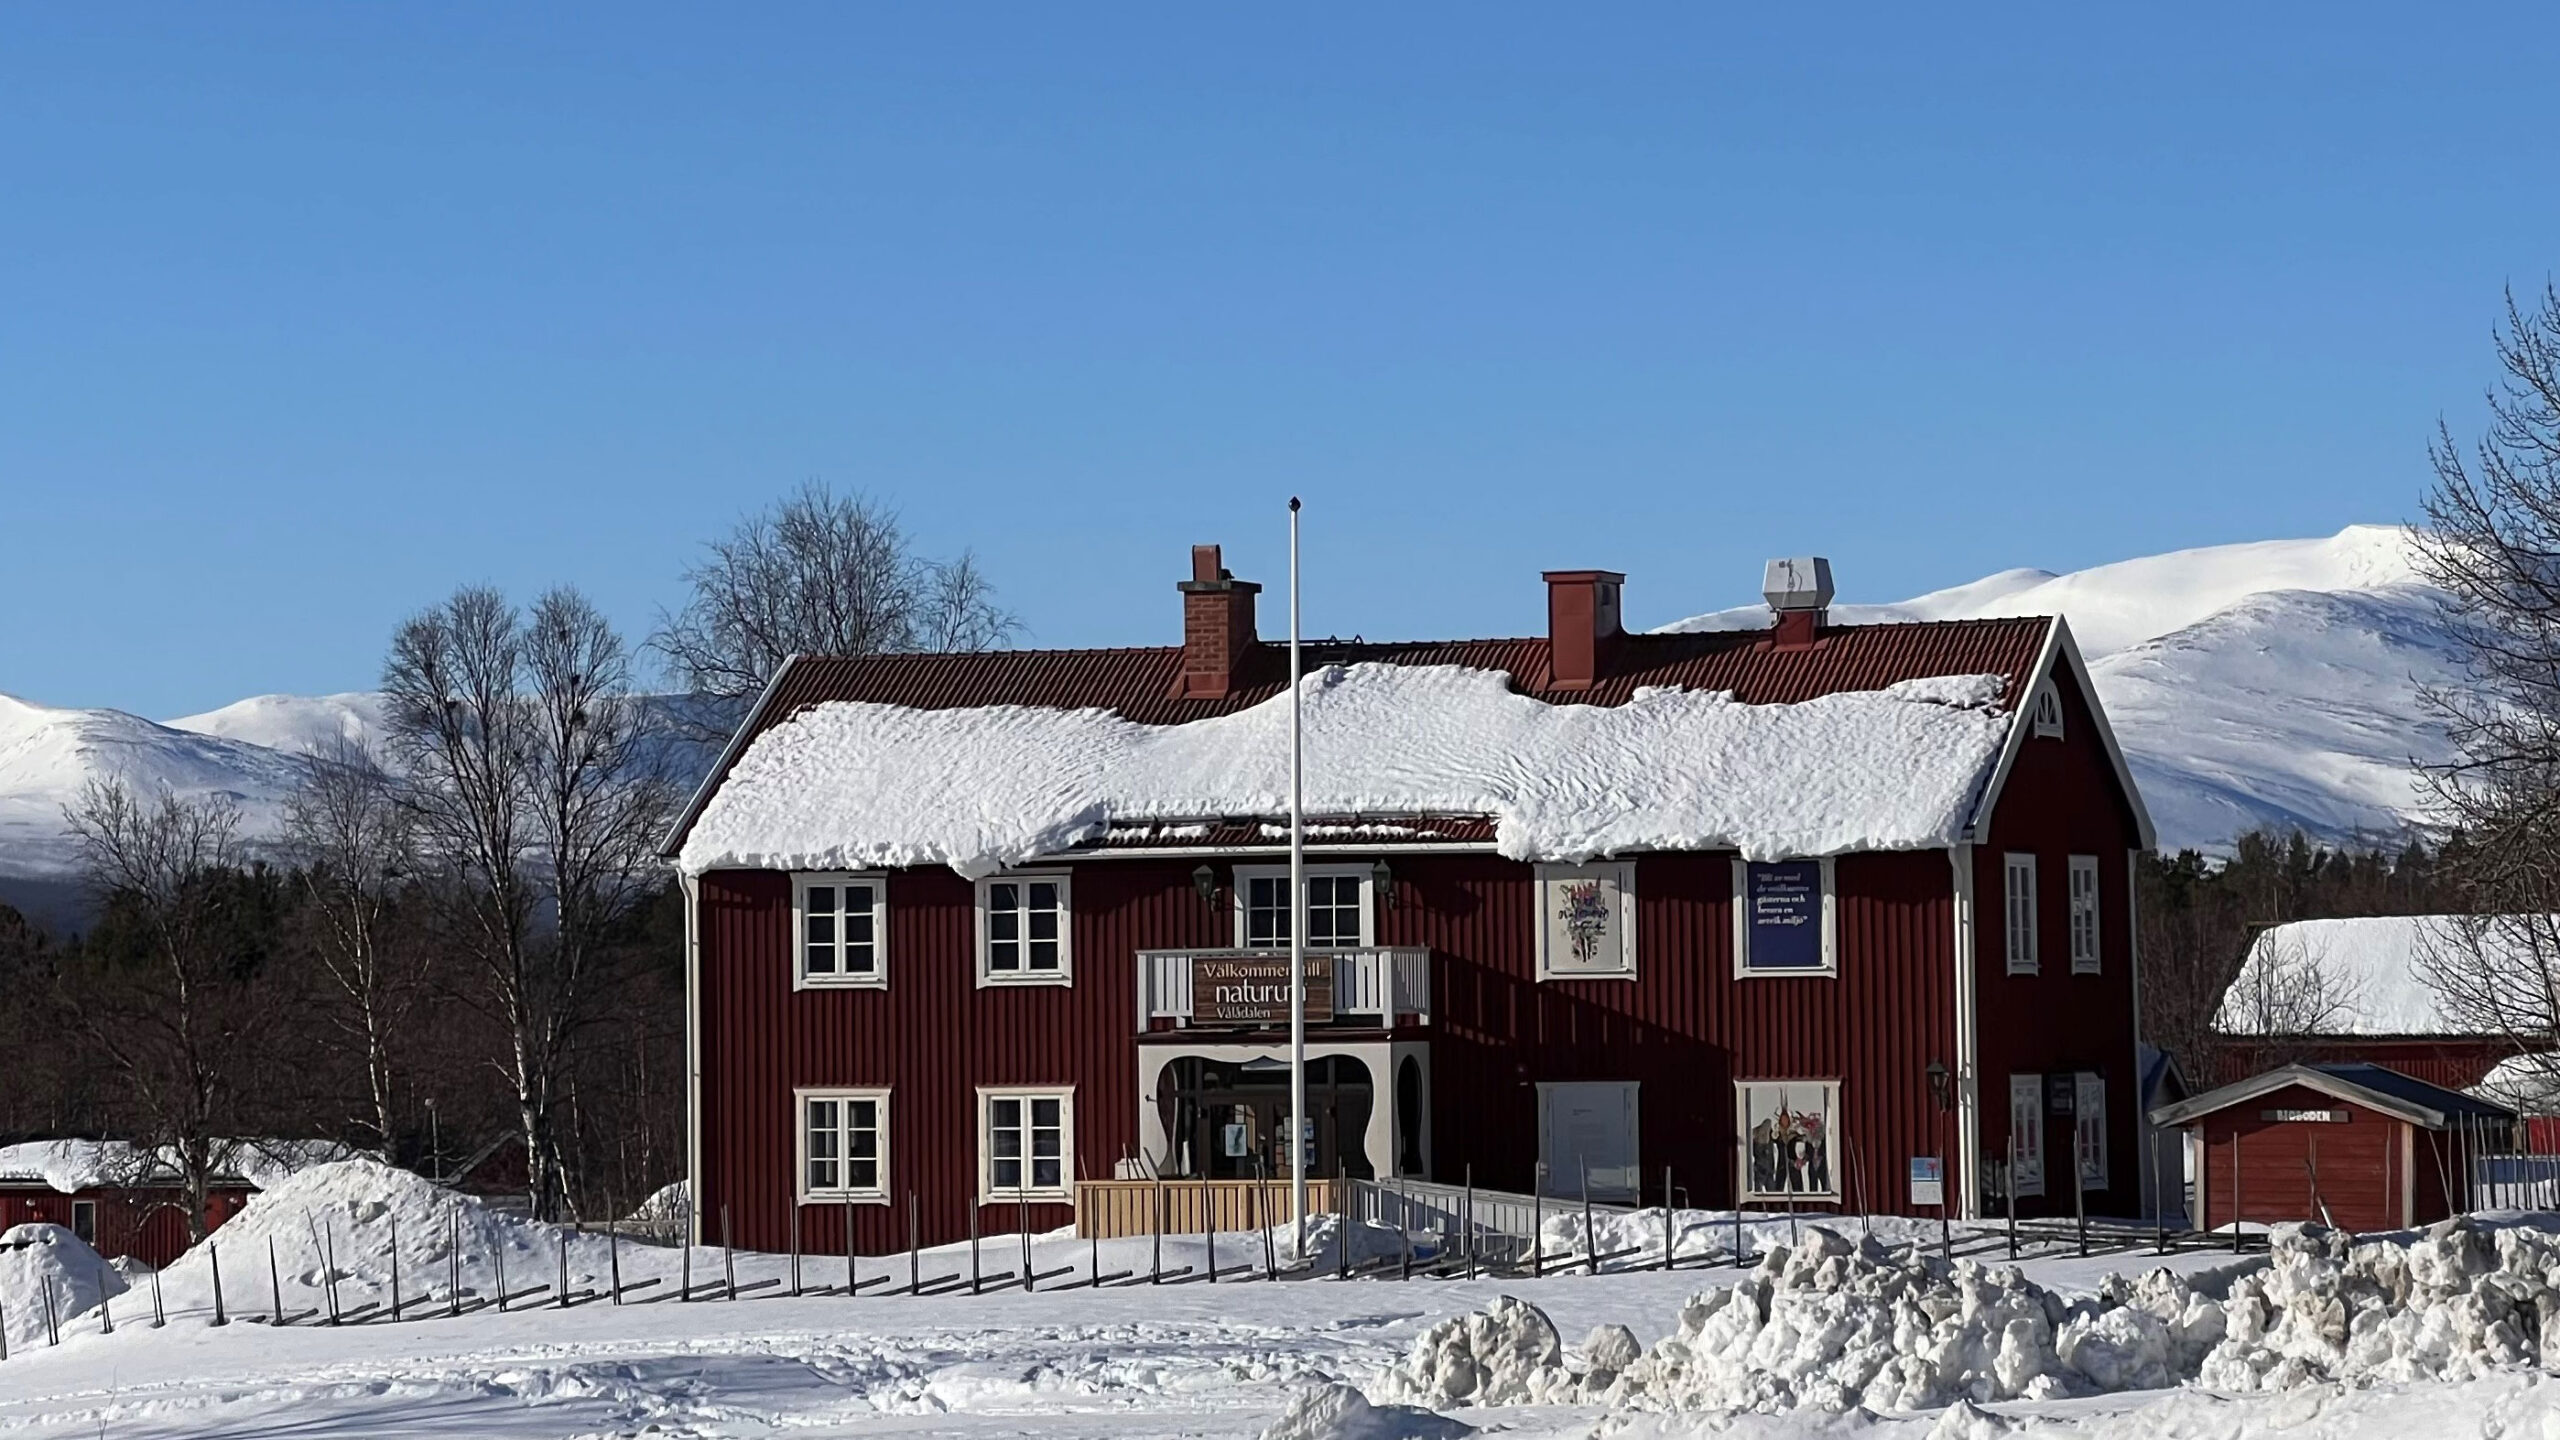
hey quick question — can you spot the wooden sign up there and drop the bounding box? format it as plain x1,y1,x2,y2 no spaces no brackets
1190,955,1333,1025
2261,1107,2347,1123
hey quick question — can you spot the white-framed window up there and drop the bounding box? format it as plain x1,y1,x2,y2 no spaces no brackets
1730,857,1838,978
2004,853,2039,975
1536,861,1638,980
976,873,1071,986
2030,682,2065,739
2067,856,2100,975
1232,864,1373,950
2008,1073,2045,1198
1537,1081,1640,1200
1736,1079,1841,1200
797,1088,890,1203
978,1086,1074,1202
2073,1072,2108,1191
69,1199,96,1245
794,873,886,989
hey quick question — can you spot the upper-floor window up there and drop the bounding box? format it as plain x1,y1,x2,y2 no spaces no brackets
798,1088,890,1203
1233,864,1373,949
2067,855,2101,974
2004,853,2039,975
2030,682,2065,740
977,874,1071,986
794,873,886,989
1730,857,1837,978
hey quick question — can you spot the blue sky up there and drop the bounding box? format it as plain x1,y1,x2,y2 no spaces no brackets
4,5,2554,718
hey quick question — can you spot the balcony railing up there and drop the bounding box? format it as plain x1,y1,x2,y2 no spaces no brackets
1137,947,1431,1027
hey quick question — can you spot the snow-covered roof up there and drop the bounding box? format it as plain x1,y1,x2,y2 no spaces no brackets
2216,915,2559,1037
0,1137,348,1193
677,663,2023,878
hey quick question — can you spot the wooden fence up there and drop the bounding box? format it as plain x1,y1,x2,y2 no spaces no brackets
1075,1178,1342,1238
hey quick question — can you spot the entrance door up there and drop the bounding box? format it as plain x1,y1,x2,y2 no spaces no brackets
1158,1056,1376,1180
1539,1082,1640,1200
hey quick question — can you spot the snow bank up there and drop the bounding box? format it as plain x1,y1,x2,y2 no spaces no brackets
680,663,2017,877
1259,1383,1475,1440
0,1223,126,1350
1377,1218,2560,1418
154,1159,675,1317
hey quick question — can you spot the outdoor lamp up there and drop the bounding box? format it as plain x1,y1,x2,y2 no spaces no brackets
1372,859,1396,907
1192,864,1219,907
1926,1059,1952,1112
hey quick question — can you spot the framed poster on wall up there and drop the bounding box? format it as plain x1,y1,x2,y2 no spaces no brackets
1730,858,1837,976
1736,1079,1841,1201
1535,862,1637,979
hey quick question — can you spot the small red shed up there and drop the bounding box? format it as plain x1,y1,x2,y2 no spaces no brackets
0,1143,255,1268
2148,1062,2516,1234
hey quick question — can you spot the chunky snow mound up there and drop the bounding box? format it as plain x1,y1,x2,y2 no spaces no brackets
680,664,2015,876
1375,1219,2560,1417
0,1223,126,1351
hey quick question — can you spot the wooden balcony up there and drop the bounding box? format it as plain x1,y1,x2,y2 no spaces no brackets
1136,947,1431,1028
1075,1177,1344,1238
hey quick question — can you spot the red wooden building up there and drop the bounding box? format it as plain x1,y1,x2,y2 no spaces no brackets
663,547,2156,1250
2216,916,2551,1093
0,1144,253,1268
2148,1062,2515,1233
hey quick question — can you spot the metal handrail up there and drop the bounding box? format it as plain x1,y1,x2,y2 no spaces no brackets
1137,946,1431,1024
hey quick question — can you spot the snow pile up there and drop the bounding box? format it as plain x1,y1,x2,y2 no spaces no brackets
680,663,2017,877
1537,1206,1951,1269
1259,1383,1475,1440
0,1223,127,1350
155,1159,677,1317
1383,1219,2560,1418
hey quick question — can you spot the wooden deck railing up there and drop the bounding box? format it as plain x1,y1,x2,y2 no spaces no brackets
1075,1178,1343,1238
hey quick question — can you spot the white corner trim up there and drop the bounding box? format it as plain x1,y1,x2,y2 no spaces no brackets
1950,844,1982,1221
681,870,704,1247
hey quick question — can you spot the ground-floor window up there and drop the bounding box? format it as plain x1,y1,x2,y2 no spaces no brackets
2008,1073,2046,1197
70,1199,96,1245
1736,1079,1841,1200
1538,1081,1641,1199
2073,1072,2108,1190
981,1087,1074,1201
797,1089,890,1203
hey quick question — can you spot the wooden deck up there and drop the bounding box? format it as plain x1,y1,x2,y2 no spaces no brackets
1076,1178,1342,1238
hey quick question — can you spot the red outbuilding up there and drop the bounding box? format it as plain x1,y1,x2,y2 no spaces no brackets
0,1144,254,1268
2147,1062,2516,1233
662,547,2158,1249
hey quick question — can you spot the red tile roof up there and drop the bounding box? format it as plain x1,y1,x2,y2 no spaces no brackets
665,616,2055,856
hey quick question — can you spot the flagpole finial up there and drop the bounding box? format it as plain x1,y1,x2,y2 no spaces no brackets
1289,496,1301,512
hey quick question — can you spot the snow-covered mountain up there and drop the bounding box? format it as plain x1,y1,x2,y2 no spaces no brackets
0,693,311,879
0,524,2464,910
1663,524,2454,852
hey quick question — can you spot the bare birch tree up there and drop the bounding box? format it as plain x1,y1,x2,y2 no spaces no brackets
56,781,276,1241
653,483,1016,733
279,737,421,1157
2215,931,2365,1077
384,584,672,1220
2413,285,2560,1061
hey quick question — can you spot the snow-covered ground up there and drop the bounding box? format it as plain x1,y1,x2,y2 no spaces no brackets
6,1161,2560,1439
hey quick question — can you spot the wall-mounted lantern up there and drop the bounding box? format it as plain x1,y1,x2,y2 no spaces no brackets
1192,864,1219,907
1371,859,1397,908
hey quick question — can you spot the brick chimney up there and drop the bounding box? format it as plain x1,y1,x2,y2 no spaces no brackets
1544,569,1626,691
1763,556,1835,650
1175,544,1261,699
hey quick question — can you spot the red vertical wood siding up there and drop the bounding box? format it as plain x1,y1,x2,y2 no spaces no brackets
701,847,1967,1249
2196,1085,2408,1232
1972,659,2147,1217
2212,1038,2526,1093
0,1186,245,1267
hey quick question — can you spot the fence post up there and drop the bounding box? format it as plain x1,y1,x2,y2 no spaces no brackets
907,1191,920,1294
2005,1135,2018,1262
680,1200,693,1302
323,1219,343,1325
1580,1158,1598,1276
42,1283,57,1347
1663,1165,1675,1272
1149,1179,1163,1285
2151,1127,2165,1255
96,1264,112,1335
557,1230,570,1310
1204,1183,1217,1284
2074,1144,2088,1257
151,1263,165,1328
1733,1135,1746,1265
2231,1125,2244,1254
790,1207,802,1298
610,1217,624,1304
495,1237,509,1313
269,1236,284,1325
1019,1184,1032,1294
1462,1164,1476,1281
969,1202,983,1294
447,1206,462,1318
721,1206,737,1301
844,1200,856,1299
210,1242,225,1327
1,1288,9,1360
1531,1162,1544,1278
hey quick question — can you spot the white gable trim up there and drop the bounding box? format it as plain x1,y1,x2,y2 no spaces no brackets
1961,619,2156,852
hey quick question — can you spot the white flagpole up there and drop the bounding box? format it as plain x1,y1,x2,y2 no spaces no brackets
1289,496,1309,1256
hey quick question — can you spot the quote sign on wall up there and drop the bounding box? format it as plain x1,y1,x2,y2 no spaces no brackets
1744,860,1825,971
